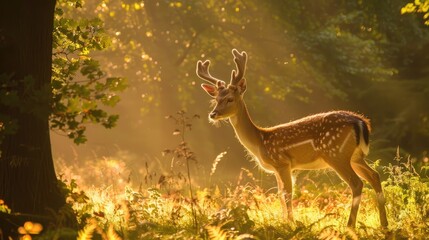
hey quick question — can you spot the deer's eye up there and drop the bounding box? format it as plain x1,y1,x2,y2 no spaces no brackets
227,98,234,103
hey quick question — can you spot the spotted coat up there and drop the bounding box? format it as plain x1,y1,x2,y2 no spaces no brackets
258,111,370,170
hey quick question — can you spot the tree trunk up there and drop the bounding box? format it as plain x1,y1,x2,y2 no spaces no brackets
0,0,65,215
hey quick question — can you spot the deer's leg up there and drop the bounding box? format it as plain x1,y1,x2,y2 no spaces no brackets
274,172,287,218
276,165,294,222
328,158,363,228
351,154,388,228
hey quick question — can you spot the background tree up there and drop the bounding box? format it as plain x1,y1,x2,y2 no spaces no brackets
0,0,64,215
0,0,125,217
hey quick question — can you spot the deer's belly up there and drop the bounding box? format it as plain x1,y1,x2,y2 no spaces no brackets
285,142,329,170
291,158,329,170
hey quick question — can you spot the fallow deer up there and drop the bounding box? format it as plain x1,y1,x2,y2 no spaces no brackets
196,49,388,228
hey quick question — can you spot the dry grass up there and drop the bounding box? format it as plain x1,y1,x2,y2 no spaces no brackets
10,149,427,239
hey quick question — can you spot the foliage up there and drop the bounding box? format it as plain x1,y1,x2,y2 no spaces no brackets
81,0,400,103
0,0,126,145
402,0,429,25
281,1,398,99
8,151,421,239
50,0,127,144
382,148,429,237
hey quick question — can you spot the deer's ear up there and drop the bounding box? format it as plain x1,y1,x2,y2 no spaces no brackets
201,83,218,97
237,78,247,94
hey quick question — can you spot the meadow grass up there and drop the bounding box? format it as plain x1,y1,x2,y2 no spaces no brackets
33,149,427,240
3,149,428,239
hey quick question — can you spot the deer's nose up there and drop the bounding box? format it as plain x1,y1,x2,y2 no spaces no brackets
209,111,218,119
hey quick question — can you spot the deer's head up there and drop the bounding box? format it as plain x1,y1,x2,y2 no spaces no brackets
196,49,247,121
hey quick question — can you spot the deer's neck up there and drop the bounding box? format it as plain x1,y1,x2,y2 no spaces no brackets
229,100,263,156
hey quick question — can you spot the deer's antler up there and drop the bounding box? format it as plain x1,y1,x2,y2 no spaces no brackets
230,49,247,86
196,60,226,87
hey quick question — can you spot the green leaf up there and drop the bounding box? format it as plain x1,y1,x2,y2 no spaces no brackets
88,109,107,120
51,79,63,90
101,95,120,107
105,77,127,91
102,115,119,128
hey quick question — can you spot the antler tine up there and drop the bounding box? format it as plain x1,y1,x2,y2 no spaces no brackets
196,60,225,86
230,49,247,85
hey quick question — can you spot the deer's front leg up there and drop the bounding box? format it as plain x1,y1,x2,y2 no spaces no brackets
275,165,294,222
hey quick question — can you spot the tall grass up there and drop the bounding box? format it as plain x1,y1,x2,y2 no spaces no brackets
29,146,426,240
3,136,428,239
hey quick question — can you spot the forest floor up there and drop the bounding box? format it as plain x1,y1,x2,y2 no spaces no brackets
2,151,428,240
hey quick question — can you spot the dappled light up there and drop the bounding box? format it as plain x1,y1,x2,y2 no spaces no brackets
1,0,429,239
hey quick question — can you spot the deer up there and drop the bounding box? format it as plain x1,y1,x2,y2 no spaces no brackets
196,49,388,228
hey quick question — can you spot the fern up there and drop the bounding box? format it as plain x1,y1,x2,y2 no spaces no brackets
206,224,229,240
77,221,97,240
107,225,122,240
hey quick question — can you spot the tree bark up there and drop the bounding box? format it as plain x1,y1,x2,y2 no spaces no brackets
0,0,65,215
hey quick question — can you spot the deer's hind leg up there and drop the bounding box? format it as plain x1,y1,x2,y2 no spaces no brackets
324,152,364,228
351,151,388,228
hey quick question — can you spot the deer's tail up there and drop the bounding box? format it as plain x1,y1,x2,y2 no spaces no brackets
353,118,370,155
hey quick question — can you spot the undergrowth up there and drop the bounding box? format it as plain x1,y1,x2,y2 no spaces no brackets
4,148,427,240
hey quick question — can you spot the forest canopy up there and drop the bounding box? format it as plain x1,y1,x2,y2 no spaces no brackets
51,0,429,161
